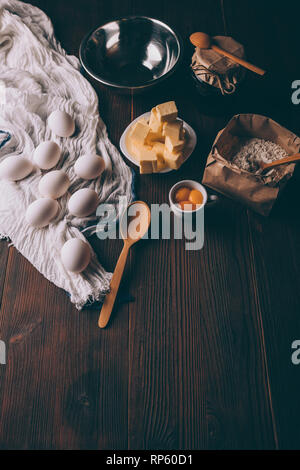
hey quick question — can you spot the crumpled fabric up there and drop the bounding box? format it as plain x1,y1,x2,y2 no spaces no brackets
0,0,134,309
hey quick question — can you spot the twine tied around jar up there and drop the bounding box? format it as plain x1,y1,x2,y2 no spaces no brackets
190,36,246,96
191,60,236,95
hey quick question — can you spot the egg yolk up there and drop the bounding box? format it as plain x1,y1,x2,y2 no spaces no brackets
178,201,199,211
188,189,203,205
175,187,190,202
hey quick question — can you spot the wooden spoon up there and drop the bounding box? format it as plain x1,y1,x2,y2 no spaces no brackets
190,32,266,76
98,201,151,328
260,153,300,173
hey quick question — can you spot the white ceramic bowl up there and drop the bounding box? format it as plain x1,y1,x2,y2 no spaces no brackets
120,112,197,173
169,180,207,217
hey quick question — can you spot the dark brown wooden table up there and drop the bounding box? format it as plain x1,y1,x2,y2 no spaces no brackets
0,0,300,450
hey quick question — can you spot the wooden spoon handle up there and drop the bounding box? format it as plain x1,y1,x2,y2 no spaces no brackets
212,44,266,76
98,243,130,328
261,153,300,171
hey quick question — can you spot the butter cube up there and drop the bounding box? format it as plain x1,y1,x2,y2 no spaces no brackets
149,108,162,133
152,142,167,172
163,120,184,153
165,135,185,153
152,142,165,158
128,100,184,173
139,148,158,174
129,121,150,148
131,143,152,161
138,117,149,126
156,154,167,171
164,148,184,170
155,101,178,122
146,129,164,145
147,108,163,143
163,120,183,140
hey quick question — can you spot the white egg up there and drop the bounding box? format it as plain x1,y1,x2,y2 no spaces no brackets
48,110,75,137
33,141,61,170
74,154,105,180
26,198,59,228
68,188,99,217
39,170,70,199
0,155,33,181
61,238,91,273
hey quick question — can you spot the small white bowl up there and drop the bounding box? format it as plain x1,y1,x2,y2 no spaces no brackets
169,180,207,217
120,112,197,173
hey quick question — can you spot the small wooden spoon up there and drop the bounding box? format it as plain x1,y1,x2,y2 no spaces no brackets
260,153,300,173
98,201,151,328
190,32,266,76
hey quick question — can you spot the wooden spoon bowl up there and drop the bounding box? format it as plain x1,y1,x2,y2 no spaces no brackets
190,32,266,76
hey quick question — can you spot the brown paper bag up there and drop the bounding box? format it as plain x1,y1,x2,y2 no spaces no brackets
202,114,300,215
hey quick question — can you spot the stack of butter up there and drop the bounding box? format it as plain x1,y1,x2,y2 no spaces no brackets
127,101,186,174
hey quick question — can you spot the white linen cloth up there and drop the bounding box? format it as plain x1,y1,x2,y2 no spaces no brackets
0,0,134,308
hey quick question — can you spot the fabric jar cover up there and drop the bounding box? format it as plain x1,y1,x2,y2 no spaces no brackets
191,35,246,95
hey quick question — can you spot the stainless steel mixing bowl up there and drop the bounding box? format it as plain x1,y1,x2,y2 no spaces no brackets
79,16,182,93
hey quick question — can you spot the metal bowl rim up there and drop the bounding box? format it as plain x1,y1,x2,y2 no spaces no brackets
79,15,183,90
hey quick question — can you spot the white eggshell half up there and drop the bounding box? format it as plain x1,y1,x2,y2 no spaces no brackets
74,154,105,180
68,188,99,217
0,155,33,181
48,110,75,138
61,238,91,273
26,198,59,228
39,170,70,199
33,141,61,170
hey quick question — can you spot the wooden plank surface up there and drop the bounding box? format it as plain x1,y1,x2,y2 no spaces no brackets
224,0,300,449
126,0,275,450
0,0,299,450
0,241,9,442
